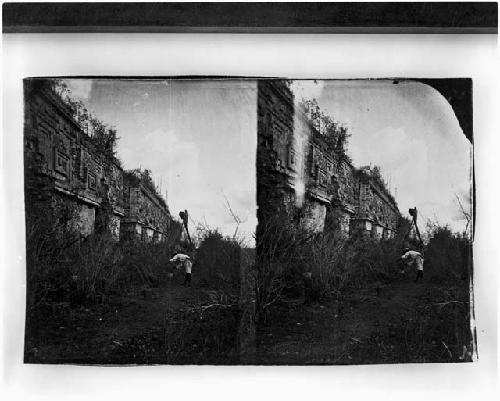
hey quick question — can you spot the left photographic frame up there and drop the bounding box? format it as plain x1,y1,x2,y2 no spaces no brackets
23,77,258,365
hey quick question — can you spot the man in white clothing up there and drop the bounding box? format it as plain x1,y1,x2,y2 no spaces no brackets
401,248,424,283
170,253,193,287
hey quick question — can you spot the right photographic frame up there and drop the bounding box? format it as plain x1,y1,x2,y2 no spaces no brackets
254,78,474,364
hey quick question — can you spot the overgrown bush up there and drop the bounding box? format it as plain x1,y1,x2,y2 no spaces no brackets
26,198,185,307
118,240,178,290
194,230,241,288
102,220,183,292
424,225,471,283
254,212,407,315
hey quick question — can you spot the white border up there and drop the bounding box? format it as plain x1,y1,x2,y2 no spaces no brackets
2,32,499,400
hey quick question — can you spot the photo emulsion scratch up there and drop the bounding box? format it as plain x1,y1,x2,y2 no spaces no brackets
23,78,474,365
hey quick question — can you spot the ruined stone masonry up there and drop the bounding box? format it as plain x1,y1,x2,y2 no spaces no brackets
257,80,401,239
24,80,172,241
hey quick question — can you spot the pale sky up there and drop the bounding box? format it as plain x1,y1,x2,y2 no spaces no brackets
292,80,473,235
66,78,472,242
65,79,257,245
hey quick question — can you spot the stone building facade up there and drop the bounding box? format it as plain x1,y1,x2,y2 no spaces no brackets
24,79,171,241
120,170,171,242
257,80,400,239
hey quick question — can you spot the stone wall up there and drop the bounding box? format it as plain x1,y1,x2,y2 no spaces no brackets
257,80,401,238
24,79,171,241
354,168,400,238
121,172,171,241
256,80,296,228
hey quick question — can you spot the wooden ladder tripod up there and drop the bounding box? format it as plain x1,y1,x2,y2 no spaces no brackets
179,209,193,247
408,206,424,249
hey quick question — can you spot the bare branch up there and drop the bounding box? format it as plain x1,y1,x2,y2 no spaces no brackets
221,192,248,240
454,193,472,237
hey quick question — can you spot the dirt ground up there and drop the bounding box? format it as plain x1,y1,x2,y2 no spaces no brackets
24,273,240,364
256,275,473,364
25,272,473,365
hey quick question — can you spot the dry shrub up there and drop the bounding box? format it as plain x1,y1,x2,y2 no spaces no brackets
118,240,176,290
255,211,406,312
254,212,312,316
70,233,123,304
107,220,181,291
305,231,351,301
343,236,402,288
300,234,402,302
26,197,185,307
25,198,80,308
78,219,183,295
